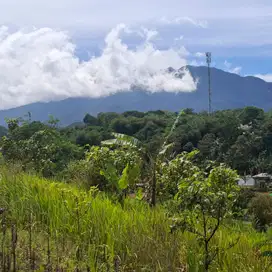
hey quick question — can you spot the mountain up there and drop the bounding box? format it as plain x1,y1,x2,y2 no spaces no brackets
0,65,272,126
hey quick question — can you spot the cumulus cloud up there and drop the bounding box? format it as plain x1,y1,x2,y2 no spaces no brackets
224,60,242,74
0,24,196,110
254,74,272,82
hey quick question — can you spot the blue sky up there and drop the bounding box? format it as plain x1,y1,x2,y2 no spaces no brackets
1,0,272,76
0,0,271,108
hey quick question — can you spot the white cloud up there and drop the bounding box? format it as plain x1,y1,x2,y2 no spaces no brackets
230,66,242,74
140,28,159,42
0,24,196,110
0,1,256,29
254,74,272,82
159,16,208,28
195,52,205,58
223,60,242,74
1,1,272,50
224,61,232,70
189,60,205,66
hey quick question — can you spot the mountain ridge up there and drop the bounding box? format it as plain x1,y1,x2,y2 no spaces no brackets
0,65,271,126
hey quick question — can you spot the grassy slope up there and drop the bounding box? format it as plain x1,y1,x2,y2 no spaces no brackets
0,167,270,271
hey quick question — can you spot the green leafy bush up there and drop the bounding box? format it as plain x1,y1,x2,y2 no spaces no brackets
60,146,142,192
249,193,272,232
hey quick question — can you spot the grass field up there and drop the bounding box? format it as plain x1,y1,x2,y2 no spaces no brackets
0,167,271,271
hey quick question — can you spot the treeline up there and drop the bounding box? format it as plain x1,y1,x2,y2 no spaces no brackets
1,106,272,178
65,107,272,175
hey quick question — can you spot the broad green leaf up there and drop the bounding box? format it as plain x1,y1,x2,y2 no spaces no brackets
186,150,199,160
136,188,144,200
101,139,118,146
100,163,119,184
113,133,142,147
128,164,141,185
102,133,143,149
118,164,129,190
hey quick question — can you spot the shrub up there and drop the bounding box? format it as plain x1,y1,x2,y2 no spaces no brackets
59,146,142,191
248,193,272,232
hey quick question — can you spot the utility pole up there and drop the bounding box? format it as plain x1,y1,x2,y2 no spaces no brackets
206,52,212,114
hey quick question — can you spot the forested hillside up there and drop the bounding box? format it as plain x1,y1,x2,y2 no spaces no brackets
1,106,267,176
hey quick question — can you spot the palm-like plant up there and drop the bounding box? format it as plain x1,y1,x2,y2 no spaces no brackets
102,111,185,206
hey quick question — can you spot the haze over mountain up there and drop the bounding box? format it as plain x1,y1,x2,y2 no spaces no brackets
0,65,271,126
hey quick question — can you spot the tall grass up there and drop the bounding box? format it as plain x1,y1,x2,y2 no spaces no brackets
0,167,270,271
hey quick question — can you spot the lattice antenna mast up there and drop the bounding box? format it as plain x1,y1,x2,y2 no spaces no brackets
206,52,212,114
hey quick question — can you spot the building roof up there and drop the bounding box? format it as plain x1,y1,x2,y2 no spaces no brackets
252,173,272,179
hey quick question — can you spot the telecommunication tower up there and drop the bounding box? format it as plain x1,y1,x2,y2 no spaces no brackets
206,52,212,114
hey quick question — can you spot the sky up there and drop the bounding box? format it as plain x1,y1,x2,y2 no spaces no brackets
0,0,271,109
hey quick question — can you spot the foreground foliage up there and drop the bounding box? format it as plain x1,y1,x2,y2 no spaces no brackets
0,168,270,271
0,108,272,270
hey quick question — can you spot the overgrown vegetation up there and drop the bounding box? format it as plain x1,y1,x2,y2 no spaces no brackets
0,107,271,271
2,106,272,176
0,167,270,271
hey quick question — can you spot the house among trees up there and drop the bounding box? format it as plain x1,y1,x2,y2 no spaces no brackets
238,173,272,191
252,173,272,190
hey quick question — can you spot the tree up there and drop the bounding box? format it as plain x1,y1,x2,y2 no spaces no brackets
170,153,240,271
47,114,60,128
1,118,83,177
0,126,7,138
110,117,132,135
198,133,216,159
75,130,102,146
240,106,264,125
227,130,264,175
183,108,194,115
83,114,98,126
5,118,20,132
122,111,145,118
20,129,83,176
182,142,194,152
97,112,119,127
248,193,272,232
